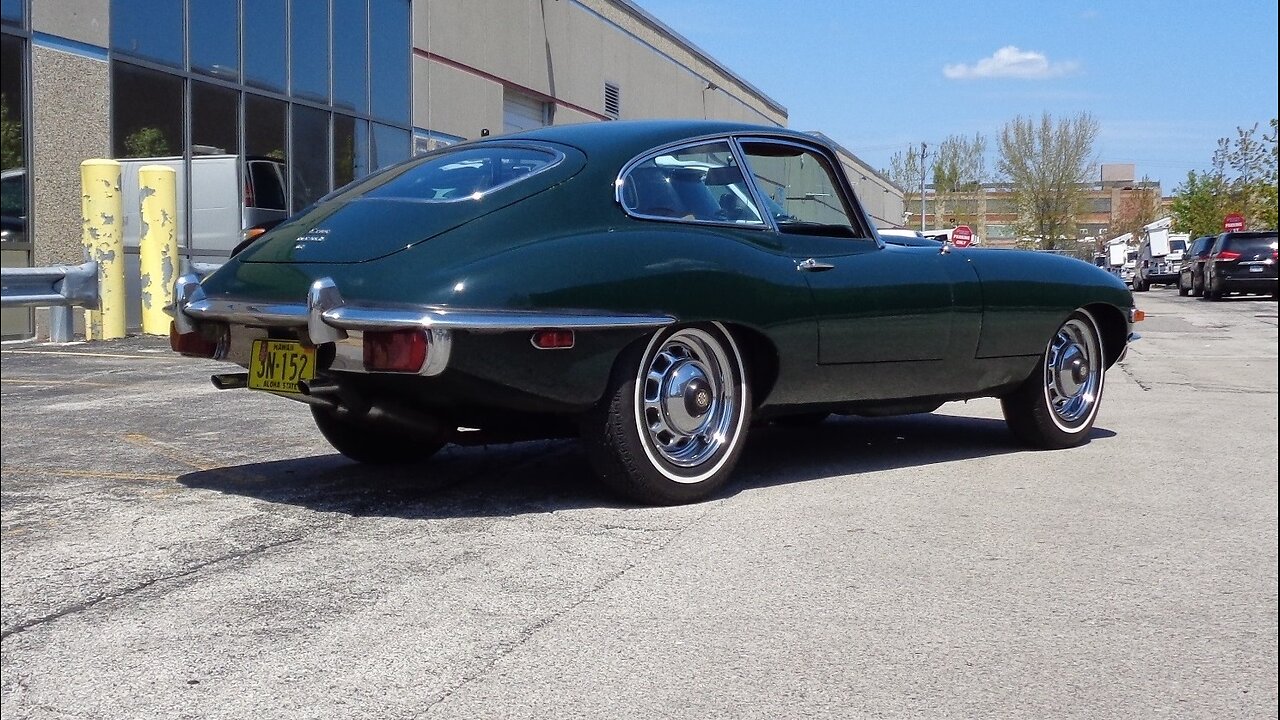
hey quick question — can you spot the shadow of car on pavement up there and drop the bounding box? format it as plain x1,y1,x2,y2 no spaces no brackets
177,413,1116,519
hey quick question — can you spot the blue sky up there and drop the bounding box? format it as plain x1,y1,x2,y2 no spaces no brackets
632,0,1279,193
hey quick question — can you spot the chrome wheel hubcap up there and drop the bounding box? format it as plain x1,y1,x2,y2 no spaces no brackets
1044,317,1101,426
640,328,737,469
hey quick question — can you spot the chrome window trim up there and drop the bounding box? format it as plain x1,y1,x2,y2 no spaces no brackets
614,135,772,231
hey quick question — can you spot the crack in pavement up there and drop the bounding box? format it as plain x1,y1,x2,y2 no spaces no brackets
414,504,717,717
0,536,303,642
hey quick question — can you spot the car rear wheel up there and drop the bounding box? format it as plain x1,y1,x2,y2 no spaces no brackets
311,406,446,464
1204,274,1221,300
582,323,751,505
1178,274,1190,296
1001,310,1105,450
1191,272,1204,297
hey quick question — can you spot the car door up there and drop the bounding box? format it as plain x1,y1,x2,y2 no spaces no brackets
735,138,981,385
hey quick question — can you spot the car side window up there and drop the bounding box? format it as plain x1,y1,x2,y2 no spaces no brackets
619,141,764,225
738,141,865,239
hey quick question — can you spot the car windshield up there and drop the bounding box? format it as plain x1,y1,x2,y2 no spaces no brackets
327,145,562,203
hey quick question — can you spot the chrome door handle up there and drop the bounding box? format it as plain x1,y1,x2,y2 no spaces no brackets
797,258,835,272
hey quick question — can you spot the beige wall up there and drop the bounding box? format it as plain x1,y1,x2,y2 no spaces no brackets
32,0,109,47
411,0,786,142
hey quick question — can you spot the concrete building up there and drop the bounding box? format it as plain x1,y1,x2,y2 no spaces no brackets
909,163,1164,249
1,0,903,339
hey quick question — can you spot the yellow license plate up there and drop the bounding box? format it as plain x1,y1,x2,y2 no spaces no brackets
248,339,316,395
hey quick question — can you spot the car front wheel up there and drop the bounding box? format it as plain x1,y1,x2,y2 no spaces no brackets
582,323,751,505
311,406,446,464
1001,310,1106,450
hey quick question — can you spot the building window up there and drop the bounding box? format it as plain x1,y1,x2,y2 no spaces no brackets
190,0,239,81
1,27,31,339
291,104,330,211
191,81,239,156
370,0,409,123
245,0,287,92
371,123,409,170
332,0,368,113
111,0,184,68
291,0,330,103
112,63,183,158
334,114,369,189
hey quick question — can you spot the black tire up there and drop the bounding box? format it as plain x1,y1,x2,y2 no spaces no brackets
1204,274,1221,300
1191,272,1204,297
1178,275,1190,296
1132,278,1147,292
581,323,751,505
1000,310,1106,450
311,406,446,464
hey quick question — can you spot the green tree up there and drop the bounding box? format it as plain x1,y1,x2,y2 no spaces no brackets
932,132,988,233
996,112,1099,250
123,126,170,158
1172,119,1278,233
0,93,22,171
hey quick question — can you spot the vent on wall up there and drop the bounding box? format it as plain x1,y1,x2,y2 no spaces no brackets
604,82,621,120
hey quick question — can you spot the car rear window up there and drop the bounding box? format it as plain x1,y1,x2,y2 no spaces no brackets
1225,233,1278,252
343,145,563,203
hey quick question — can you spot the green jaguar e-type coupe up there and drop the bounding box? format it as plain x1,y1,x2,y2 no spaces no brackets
171,120,1139,505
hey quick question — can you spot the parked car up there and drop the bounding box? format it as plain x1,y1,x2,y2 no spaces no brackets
877,228,944,247
1203,231,1279,300
169,120,1139,505
1178,235,1218,297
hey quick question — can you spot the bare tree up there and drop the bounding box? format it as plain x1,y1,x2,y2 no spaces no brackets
883,145,923,225
1111,178,1161,242
931,133,988,232
996,112,1099,250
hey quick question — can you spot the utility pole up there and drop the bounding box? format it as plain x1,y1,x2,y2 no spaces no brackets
920,141,928,232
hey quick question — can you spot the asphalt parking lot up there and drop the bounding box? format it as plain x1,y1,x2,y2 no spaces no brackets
1,287,1276,719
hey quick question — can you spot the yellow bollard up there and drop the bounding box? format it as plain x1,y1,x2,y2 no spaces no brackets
81,159,126,340
138,165,179,335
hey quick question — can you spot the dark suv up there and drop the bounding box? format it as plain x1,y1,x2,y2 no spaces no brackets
1204,231,1278,300
1178,235,1217,297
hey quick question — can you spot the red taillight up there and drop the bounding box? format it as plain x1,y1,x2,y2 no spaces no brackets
244,175,255,208
169,321,223,358
1214,250,1241,261
531,330,574,350
363,329,427,372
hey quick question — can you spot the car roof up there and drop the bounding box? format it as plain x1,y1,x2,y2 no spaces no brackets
483,119,823,159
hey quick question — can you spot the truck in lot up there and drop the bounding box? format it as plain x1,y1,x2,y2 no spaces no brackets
1132,217,1186,291
1106,233,1136,286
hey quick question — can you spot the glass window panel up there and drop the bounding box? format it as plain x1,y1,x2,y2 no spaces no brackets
244,0,287,92
369,0,409,123
621,142,763,225
112,63,183,158
740,142,860,235
190,0,239,81
191,81,239,156
332,0,367,113
245,93,288,210
291,0,330,102
1,34,24,172
333,114,368,188
291,104,329,211
1,0,24,26
370,123,408,170
111,0,183,67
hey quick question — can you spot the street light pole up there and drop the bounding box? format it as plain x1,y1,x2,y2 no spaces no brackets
920,142,928,232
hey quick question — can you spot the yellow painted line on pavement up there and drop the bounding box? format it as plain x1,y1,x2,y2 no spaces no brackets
122,433,219,472
1,466,176,483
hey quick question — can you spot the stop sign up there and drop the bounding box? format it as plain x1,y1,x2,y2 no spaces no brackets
952,225,973,248
1224,213,1246,232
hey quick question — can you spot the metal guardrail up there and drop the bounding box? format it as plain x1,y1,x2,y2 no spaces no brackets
0,261,99,342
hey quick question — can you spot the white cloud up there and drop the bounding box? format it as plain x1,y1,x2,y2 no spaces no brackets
943,46,1080,80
